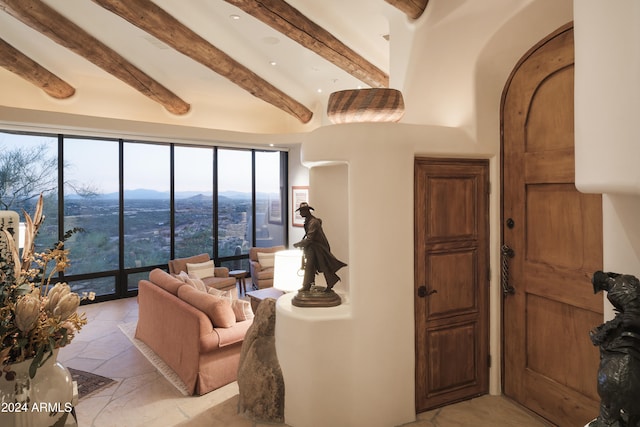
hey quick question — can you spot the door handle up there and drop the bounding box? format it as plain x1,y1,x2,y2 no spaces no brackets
418,286,437,298
501,244,516,296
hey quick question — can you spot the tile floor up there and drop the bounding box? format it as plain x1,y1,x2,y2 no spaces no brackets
58,297,552,427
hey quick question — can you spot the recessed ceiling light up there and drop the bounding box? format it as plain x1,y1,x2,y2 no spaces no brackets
230,14,240,20
269,61,277,66
317,88,323,93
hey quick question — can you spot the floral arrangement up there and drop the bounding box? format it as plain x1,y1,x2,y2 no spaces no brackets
0,195,93,379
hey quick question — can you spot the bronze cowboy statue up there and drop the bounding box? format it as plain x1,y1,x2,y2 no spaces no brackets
589,271,640,427
292,202,346,307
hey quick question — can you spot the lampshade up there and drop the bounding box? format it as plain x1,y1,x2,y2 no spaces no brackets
273,249,304,292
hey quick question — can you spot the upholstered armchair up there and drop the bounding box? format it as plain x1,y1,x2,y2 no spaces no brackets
249,245,286,289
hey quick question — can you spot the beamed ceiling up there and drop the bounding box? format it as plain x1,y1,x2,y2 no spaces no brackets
0,0,428,128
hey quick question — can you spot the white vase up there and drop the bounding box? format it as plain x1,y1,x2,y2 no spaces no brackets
0,349,74,427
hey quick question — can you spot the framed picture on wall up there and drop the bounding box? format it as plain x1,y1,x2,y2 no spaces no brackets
292,186,309,227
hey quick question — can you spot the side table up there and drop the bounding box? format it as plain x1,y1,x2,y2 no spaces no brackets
246,287,284,313
229,269,248,296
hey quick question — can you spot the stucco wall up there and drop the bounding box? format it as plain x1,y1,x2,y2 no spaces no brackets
276,1,577,425
574,0,640,320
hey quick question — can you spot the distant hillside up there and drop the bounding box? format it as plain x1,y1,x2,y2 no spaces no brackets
67,190,275,200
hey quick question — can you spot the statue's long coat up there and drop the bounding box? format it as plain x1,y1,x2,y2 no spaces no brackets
300,216,346,287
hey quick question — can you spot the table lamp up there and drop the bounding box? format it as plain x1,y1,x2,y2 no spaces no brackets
273,249,303,293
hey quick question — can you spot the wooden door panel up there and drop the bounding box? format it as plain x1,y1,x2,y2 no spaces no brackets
427,250,477,319
502,24,602,426
525,184,597,268
525,294,601,399
522,371,599,426
526,67,574,152
415,158,489,413
426,322,478,392
427,176,478,240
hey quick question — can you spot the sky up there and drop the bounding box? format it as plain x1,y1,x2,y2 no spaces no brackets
0,132,282,195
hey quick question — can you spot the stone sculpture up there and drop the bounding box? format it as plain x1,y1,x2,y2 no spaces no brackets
588,271,640,427
237,298,284,423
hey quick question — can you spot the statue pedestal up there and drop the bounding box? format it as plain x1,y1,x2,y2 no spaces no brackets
292,288,341,307
275,293,352,427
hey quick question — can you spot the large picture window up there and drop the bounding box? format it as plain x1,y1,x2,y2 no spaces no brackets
0,130,288,302
63,137,119,296
255,150,285,247
217,149,252,260
0,133,58,250
174,146,214,259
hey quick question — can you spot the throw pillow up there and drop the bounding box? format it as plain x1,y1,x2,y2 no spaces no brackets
186,274,207,292
174,271,190,282
186,260,215,279
231,299,254,321
257,252,275,268
207,287,233,302
177,285,236,328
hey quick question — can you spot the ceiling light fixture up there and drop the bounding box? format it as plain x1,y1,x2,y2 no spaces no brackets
269,61,277,66
230,14,240,20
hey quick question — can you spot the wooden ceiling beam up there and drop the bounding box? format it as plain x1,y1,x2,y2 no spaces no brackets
385,0,429,20
0,37,75,99
91,0,313,123
224,0,389,89
0,0,190,115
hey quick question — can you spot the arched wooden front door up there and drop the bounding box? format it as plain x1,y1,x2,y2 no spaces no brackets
501,24,603,427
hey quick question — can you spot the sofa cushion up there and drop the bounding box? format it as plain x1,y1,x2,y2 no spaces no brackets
214,320,253,347
187,260,216,279
256,269,275,280
207,287,233,301
149,268,184,295
173,271,208,292
231,299,254,321
257,252,275,268
178,285,236,328
186,275,208,292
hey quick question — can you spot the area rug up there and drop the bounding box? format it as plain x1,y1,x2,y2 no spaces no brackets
68,368,116,400
118,322,190,396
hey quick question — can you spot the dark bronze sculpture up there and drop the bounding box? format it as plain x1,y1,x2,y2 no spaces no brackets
292,202,347,307
588,271,640,427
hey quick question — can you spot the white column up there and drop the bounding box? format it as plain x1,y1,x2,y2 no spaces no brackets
275,123,416,427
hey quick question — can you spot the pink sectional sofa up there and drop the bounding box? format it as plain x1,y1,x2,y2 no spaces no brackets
136,268,252,395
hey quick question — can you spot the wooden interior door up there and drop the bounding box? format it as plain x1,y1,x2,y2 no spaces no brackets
502,24,603,426
415,158,489,412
